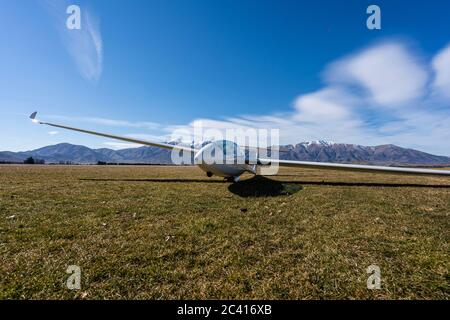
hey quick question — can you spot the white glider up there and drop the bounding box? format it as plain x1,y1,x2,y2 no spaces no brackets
30,112,450,182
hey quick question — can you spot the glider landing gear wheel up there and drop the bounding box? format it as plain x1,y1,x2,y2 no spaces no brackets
206,172,213,177
225,176,241,183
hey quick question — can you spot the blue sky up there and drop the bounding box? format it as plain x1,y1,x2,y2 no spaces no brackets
1,0,450,155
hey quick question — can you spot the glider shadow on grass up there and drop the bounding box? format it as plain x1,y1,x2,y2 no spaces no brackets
80,176,450,198
80,176,301,197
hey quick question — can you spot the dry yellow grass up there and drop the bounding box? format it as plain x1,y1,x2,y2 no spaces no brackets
0,165,449,299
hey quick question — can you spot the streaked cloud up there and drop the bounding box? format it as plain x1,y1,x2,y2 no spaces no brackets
103,142,141,149
44,114,161,130
432,43,450,99
125,133,169,141
325,42,428,106
294,87,356,122
83,117,160,130
103,134,172,149
48,131,59,135
41,0,103,83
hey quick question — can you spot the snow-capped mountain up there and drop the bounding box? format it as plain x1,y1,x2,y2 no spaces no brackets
299,140,336,147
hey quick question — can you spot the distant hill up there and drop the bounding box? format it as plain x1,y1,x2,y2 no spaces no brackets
0,143,173,164
1,141,449,166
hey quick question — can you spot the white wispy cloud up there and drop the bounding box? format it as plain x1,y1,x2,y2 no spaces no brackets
41,0,103,83
125,133,169,141
325,42,428,106
293,87,356,122
44,114,161,130
103,142,141,149
83,117,160,130
103,134,172,150
48,131,59,135
431,43,450,99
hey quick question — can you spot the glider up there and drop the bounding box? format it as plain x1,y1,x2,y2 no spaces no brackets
29,112,450,182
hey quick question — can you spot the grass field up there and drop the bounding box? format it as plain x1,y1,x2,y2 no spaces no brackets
0,164,449,299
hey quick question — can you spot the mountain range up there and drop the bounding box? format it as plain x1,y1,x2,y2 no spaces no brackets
1,141,449,166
